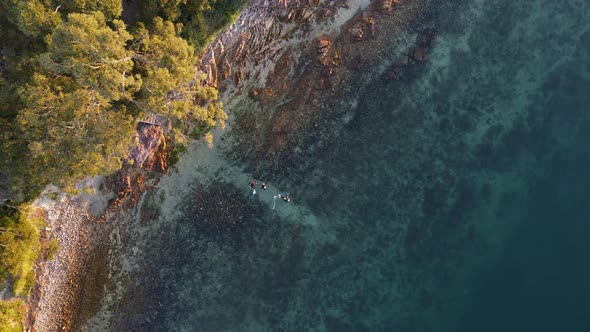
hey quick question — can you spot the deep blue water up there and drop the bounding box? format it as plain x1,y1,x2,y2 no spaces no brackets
106,0,590,330
456,85,590,332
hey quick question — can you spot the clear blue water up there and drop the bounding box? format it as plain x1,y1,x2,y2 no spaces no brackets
107,0,590,330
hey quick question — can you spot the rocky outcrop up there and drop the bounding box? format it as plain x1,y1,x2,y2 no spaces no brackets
380,0,402,12
198,0,437,175
111,168,145,208
109,121,170,208
345,13,376,41
198,0,350,94
382,29,437,81
198,0,371,163
130,122,169,174
317,37,340,68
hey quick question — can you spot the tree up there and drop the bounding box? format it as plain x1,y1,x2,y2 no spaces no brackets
130,0,246,51
131,18,227,140
1,2,232,199
16,74,135,192
0,205,44,296
137,0,192,23
39,11,139,104
0,299,25,332
56,0,123,20
3,11,140,194
0,0,61,38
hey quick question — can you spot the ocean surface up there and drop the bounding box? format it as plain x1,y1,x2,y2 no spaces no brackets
102,0,590,330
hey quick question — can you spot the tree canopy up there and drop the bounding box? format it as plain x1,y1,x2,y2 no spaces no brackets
0,3,244,326
39,12,136,102
0,0,242,198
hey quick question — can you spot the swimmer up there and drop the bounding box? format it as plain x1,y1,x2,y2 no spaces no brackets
272,192,291,209
281,193,290,202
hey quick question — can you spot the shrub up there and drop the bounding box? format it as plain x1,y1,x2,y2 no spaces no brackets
0,299,25,332
46,238,59,261
0,205,44,296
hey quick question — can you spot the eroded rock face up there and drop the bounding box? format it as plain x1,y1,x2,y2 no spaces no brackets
112,168,145,208
346,13,376,41
198,0,350,93
199,0,436,175
130,122,169,173
112,122,169,208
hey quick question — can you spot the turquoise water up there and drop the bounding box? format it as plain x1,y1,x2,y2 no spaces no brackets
108,0,590,330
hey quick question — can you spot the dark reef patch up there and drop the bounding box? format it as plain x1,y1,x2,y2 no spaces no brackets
178,181,257,234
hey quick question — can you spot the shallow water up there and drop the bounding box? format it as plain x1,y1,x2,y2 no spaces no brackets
104,0,590,330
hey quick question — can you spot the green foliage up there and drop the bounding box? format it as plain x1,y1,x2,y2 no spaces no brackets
138,0,190,22
0,299,25,332
56,0,123,20
0,0,62,38
130,18,227,139
0,0,245,326
0,1,240,199
15,72,135,192
134,0,247,51
0,205,44,296
181,0,247,50
46,238,59,261
131,18,196,114
168,142,187,166
39,12,137,102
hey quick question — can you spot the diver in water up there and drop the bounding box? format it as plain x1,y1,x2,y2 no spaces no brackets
272,192,291,209
261,182,268,190
250,181,257,195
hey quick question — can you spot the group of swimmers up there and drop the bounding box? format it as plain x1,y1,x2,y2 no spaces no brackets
249,181,267,195
249,180,290,209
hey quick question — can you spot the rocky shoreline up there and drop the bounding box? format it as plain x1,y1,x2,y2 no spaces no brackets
23,125,167,331
24,0,443,330
200,0,440,175
25,195,100,331
22,0,590,329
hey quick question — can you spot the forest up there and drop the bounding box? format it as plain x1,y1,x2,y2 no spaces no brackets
0,0,245,328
